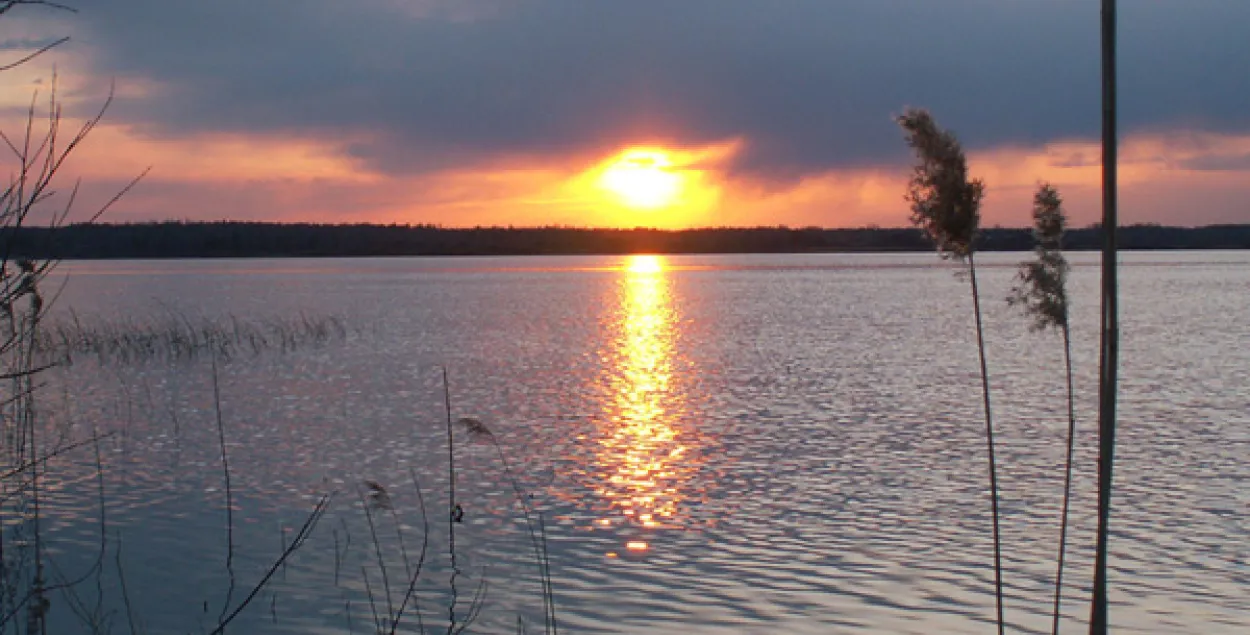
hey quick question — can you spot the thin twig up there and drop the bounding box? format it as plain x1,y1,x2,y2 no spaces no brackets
0,37,68,73
390,509,413,584
390,468,431,635
362,566,381,634
452,574,489,635
360,485,395,626
115,531,138,635
0,1,78,19
212,356,236,626
209,494,331,635
0,431,114,481
333,529,341,587
538,512,556,635
90,427,107,625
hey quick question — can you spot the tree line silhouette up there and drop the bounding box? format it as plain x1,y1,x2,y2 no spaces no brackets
7,221,1250,259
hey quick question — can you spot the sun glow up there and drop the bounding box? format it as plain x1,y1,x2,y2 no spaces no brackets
627,255,663,274
599,150,682,209
554,141,741,228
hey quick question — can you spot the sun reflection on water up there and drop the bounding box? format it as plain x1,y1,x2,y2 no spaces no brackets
594,255,694,534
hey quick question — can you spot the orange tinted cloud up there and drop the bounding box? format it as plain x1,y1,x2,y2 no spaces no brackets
407,130,1250,229
968,131,1250,226
64,127,380,185
12,104,1250,229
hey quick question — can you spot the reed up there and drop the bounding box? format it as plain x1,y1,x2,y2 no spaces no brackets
352,470,497,635
459,416,557,635
391,468,431,635
35,312,349,366
442,368,460,633
1007,183,1074,634
897,108,1004,634
331,371,555,634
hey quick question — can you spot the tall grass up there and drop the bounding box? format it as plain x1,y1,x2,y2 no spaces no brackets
335,370,554,634
897,108,1004,634
1007,183,1074,634
34,312,349,365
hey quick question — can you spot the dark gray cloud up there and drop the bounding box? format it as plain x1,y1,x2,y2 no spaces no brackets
44,0,1250,179
1178,153,1250,172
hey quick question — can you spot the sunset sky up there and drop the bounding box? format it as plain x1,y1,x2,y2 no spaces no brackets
4,1,1250,228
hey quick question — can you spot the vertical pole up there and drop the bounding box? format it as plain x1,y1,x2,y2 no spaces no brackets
1090,0,1119,632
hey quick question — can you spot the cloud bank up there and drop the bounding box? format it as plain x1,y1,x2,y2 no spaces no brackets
5,0,1249,226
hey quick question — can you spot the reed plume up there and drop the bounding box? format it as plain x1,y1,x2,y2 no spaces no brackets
1008,184,1069,332
897,107,1004,634
898,109,984,260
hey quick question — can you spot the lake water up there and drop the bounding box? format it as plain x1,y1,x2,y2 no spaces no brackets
12,252,1250,633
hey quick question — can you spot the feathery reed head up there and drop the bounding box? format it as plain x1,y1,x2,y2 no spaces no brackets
1032,183,1065,248
458,417,494,441
1008,183,1070,331
363,480,393,510
896,108,984,260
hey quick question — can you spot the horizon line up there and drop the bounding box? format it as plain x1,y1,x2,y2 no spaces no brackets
31,220,1232,232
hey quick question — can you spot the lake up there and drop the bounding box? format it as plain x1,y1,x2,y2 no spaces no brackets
13,251,1250,633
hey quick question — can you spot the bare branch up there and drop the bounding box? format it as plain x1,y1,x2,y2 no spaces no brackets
0,1,78,18
0,431,114,481
0,37,69,73
209,494,332,634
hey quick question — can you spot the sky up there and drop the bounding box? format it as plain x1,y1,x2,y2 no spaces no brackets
3,0,1249,229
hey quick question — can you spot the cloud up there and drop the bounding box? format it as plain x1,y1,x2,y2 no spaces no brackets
5,0,1250,228
1177,153,1250,172
45,123,1249,230
25,0,1248,182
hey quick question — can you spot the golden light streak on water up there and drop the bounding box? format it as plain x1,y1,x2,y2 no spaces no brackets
593,255,696,546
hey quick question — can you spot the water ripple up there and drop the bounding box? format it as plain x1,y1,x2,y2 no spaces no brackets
13,252,1248,633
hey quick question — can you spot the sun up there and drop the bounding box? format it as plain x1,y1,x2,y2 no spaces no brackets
599,150,682,209
626,254,664,274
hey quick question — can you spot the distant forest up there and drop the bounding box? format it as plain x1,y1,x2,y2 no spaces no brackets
7,222,1250,259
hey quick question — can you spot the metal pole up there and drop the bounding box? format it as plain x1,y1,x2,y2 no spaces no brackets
1090,0,1118,632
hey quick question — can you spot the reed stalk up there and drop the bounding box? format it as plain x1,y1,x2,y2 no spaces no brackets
212,357,237,627
390,469,431,635
459,416,556,634
442,367,460,634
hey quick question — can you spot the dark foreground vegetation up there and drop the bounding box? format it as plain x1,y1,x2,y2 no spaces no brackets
9,221,1250,259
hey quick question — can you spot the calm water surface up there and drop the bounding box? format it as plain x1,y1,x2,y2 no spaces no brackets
22,252,1250,633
